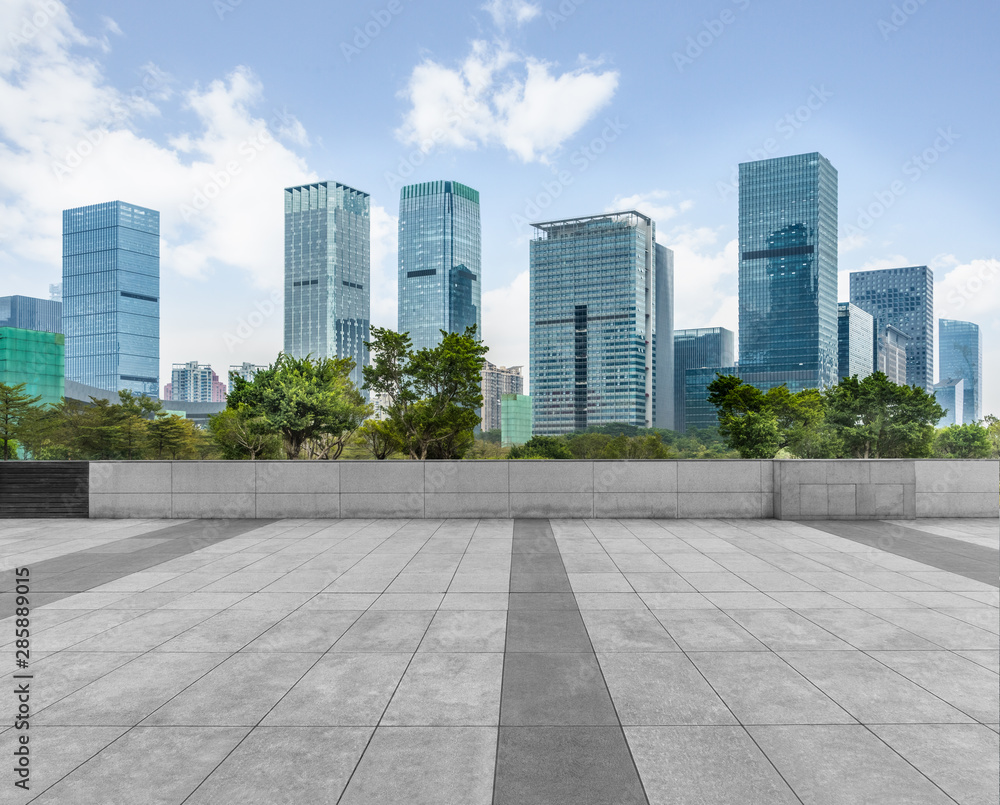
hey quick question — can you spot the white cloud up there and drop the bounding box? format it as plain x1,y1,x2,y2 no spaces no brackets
482,270,530,387
482,0,540,29
369,204,398,327
660,225,739,336
607,191,694,230
396,41,618,163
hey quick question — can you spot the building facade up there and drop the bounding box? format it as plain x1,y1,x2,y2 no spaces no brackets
0,296,62,334
933,378,964,427
849,265,934,390
481,361,523,433
165,362,227,403
284,181,370,391
738,152,839,392
0,328,64,405
228,362,268,393
529,211,671,435
837,302,874,381
653,243,675,431
939,319,982,423
501,393,533,447
62,201,159,396
878,325,909,385
674,327,735,433
397,180,482,351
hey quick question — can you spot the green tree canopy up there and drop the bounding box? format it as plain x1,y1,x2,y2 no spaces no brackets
0,382,41,460
509,435,574,460
933,423,992,458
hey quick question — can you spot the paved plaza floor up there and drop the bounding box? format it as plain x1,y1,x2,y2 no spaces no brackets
1,516,997,804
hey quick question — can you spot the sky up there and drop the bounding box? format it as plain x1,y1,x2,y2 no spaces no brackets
0,0,997,414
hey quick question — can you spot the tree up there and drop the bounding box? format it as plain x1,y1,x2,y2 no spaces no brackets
364,326,488,460
706,375,816,458
227,353,370,460
984,415,1000,459
934,423,992,458
146,414,195,459
601,433,671,459
509,435,573,459
824,372,945,458
0,383,42,460
357,418,404,460
208,406,282,460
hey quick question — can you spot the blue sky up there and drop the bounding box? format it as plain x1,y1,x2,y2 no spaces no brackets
1,0,997,414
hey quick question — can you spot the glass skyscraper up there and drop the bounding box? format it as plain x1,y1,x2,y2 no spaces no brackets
849,265,934,391
63,201,159,396
284,181,370,390
738,152,839,392
837,302,874,381
939,319,982,423
529,211,672,435
398,180,481,351
674,327,735,433
0,296,62,334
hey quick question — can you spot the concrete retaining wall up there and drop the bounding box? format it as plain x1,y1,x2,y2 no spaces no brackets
87,459,998,520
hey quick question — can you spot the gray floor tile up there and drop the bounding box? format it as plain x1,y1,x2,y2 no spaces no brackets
796,608,940,650
580,609,680,652
727,610,853,650
508,592,577,610
500,652,619,726
153,609,288,652
598,652,736,726
622,571,697,592
689,651,854,724
626,725,800,805
339,726,496,805
496,726,647,805
27,651,144,711
750,725,958,805
383,652,503,725
262,652,410,725
679,572,759,592
505,609,593,652
866,607,999,650
419,609,507,652
330,610,434,652
241,610,361,652
439,591,509,609
31,726,250,805
185,727,372,804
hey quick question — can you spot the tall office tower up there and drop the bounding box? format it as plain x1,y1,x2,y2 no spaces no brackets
480,361,523,432
529,211,672,435
501,393,533,447
165,362,227,403
63,201,159,396
228,362,269,393
674,327,735,433
932,379,964,427
738,153,839,392
837,302,874,381
878,325,909,385
284,182,370,391
939,319,982,423
398,180,481,351
0,295,62,334
849,265,934,390
0,328,64,405
654,243,675,431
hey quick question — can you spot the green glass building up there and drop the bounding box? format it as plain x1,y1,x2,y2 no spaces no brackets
398,180,481,351
0,327,65,405
501,393,533,447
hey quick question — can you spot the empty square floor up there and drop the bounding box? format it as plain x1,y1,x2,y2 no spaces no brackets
1,516,997,804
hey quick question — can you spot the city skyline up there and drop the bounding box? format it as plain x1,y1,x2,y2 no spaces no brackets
0,0,996,415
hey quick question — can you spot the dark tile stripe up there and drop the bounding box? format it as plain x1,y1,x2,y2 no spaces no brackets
494,519,648,805
800,520,999,588
0,519,274,617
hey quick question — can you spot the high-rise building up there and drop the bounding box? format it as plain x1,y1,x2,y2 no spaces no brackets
284,181,370,391
878,325,909,385
837,302,874,381
673,327,735,433
481,361,523,432
939,319,982,423
0,295,62,334
933,378,964,427
398,180,482,352
849,265,934,390
529,211,672,435
62,201,159,396
0,328,64,405
49,283,62,302
228,362,268,393
654,243,675,431
738,152,839,392
165,362,227,403
501,393,533,447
